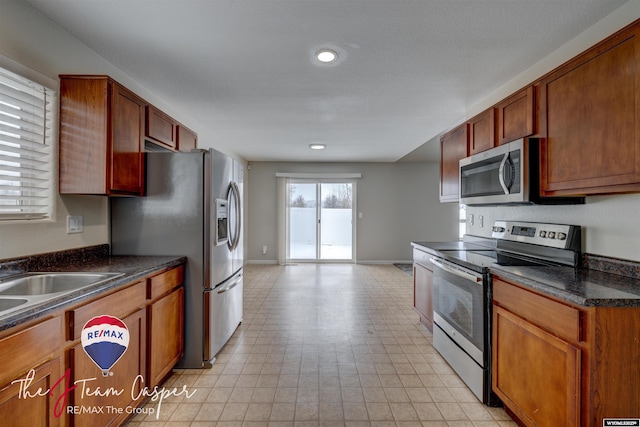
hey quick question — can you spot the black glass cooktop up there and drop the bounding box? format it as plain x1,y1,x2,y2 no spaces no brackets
437,250,498,270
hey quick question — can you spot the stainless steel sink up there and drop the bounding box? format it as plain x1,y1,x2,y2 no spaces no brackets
0,272,122,296
0,272,123,318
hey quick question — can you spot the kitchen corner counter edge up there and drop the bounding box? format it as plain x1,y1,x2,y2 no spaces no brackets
0,244,186,331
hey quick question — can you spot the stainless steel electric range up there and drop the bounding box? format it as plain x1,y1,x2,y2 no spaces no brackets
415,220,581,406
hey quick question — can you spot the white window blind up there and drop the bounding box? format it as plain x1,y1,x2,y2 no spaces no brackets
0,66,54,220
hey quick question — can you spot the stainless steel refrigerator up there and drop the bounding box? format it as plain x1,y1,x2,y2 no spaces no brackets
110,148,243,368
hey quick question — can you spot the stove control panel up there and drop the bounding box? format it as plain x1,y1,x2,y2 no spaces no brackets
491,220,581,250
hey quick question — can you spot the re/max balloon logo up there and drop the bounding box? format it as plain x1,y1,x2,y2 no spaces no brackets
81,315,130,376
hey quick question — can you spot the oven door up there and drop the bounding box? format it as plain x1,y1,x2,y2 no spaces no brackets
431,256,485,366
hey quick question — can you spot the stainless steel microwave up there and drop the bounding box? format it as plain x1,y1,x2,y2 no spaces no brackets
459,138,584,206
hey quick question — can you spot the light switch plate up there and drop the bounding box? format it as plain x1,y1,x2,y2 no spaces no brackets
67,215,84,234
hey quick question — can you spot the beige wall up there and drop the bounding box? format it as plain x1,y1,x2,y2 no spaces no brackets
1,0,114,259
247,161,459,263
466,194,640,262
463,0,640,262
0,0,209,259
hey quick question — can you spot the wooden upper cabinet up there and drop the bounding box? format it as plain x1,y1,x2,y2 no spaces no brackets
146,104,178,150
59,75,145,195
539,22,640,196
177,124,198,152
468,108,496,154
496,85,536,145
439,123,469,203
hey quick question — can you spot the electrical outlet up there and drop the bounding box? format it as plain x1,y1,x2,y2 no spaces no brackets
468,214,474,226
67,215,84,234
262,245,268,255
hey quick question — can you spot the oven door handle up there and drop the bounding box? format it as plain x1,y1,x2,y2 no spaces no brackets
430,257,482,284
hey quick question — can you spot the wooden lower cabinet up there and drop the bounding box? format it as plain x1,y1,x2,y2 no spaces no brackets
0,265,185,426
0,316,63,426
0,356,63,427
493,306,580,426
148,287,184,388
69,308,146,427
413,250,433,331
493,277,640,426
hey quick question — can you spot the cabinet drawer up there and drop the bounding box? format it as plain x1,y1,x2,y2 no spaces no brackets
148,266,184,300
68,281,146,341
493,278,583,343
413,249,432,268
0,317,61,386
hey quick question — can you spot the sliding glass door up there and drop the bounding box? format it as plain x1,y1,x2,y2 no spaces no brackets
288,180,355,261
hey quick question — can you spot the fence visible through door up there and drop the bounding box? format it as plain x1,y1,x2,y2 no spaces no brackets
287,180,355,261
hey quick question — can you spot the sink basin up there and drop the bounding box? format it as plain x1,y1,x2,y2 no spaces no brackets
0,298,28,311
0,272,123,296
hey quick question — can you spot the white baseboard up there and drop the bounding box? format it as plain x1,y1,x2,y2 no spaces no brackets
356,260,413,265
246,259,413,265
246,259,279,265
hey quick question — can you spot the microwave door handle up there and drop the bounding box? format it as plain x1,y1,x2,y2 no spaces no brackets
498,153,510,194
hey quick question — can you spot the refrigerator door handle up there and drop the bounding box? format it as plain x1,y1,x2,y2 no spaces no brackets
217,275,242,294
227,181,242,251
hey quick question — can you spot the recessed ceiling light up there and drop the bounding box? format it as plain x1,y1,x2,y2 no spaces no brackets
316,49,337,63
309,143,326,150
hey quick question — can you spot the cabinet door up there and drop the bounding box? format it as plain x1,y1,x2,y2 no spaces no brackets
439,123,469,203
177,125,198,152
413,262,433,331
110,82,145,195
148,287,184,388
70,308,146,427
540,25,640,196
146,105,178,149
496,86,536,145
493,306,580,427
468,108,495,154
0,357,62,427
59,76,110,194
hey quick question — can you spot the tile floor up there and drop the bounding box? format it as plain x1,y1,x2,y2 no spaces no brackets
126,264,516,426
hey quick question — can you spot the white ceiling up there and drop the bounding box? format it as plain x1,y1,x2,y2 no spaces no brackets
24,0,627,162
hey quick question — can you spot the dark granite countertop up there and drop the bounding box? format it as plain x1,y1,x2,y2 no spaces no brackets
411,240,640,308
0,245,185,331
490,264,640,307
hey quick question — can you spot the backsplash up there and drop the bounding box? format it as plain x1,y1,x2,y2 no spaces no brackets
466,193,640,262
0,244,110,278
583,254,640,280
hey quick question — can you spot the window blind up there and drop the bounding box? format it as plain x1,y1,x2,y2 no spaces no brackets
0,66,54,220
